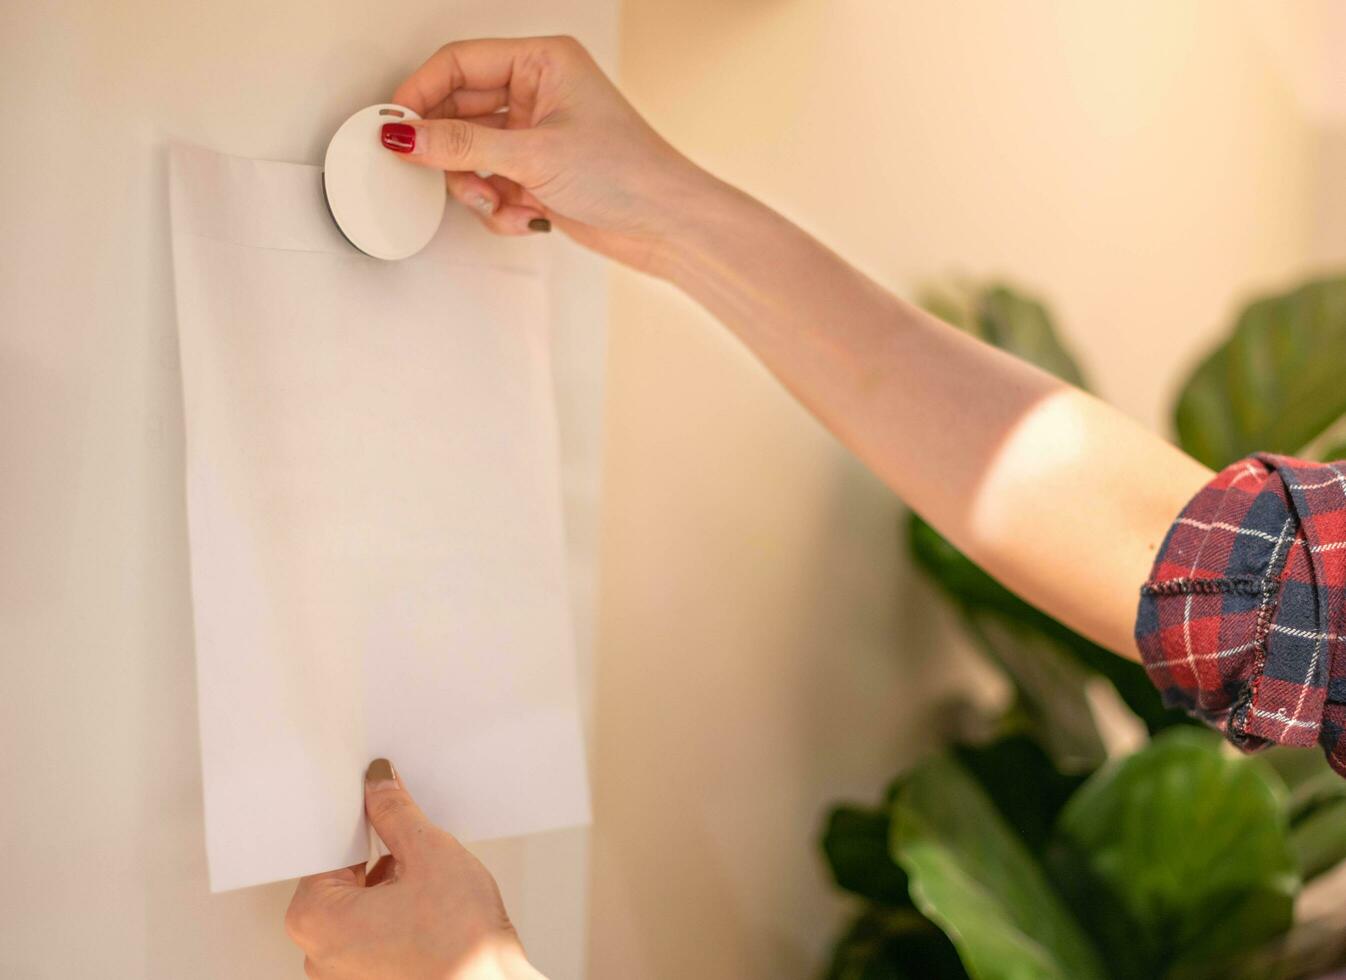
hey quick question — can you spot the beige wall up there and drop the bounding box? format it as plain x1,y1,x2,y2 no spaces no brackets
590,2,1322,976
0,3,615,978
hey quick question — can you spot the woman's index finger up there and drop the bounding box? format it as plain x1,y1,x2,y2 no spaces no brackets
392,37,536,115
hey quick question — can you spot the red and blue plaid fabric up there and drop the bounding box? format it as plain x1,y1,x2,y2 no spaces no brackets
1135,453,1346,777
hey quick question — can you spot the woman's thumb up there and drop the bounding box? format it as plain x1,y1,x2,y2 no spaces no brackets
381,119,524,179
364,757,433,860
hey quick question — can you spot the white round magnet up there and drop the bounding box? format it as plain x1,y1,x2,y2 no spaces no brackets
322,104,446,261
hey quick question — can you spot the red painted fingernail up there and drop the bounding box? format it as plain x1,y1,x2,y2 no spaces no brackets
381,122,415,153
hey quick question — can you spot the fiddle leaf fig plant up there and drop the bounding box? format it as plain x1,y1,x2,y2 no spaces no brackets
820,275,1346,980
892,753,1108,980
1174,275,1346,468
1048,730,1298,979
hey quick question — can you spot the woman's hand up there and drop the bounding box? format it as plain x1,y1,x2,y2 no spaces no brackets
285,759,543,980
383,35,712,272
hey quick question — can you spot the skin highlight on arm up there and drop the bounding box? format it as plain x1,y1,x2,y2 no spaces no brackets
651,176,1213,659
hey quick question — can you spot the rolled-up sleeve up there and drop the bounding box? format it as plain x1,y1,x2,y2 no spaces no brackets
1135,453,1346,776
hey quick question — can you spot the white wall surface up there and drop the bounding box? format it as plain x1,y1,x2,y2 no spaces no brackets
0,3,614,978
589,2,1325,977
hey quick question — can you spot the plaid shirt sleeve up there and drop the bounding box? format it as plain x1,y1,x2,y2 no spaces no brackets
1135,453,1346,776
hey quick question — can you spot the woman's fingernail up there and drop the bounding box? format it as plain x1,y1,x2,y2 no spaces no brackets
472,194,496,216
380,123,416,154
528,218,551,233
366,757,399,789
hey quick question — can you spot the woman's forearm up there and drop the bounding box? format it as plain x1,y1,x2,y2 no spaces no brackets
652,175,1213,659
386,35,1211,659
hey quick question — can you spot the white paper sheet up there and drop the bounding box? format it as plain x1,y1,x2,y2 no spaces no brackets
168,144,591,893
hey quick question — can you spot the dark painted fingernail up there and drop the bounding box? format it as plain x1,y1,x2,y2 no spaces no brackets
366,757,398,789
528,218,551,233
380,123,415,153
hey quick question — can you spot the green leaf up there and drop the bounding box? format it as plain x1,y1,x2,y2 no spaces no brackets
821,804,912,907
960,614,1107,772
1263,746,1346,882
1051,729,1299,979
890,754,1108,980
1289,796,1346,884
1314,439,1346,465
920,282,1089,389
823,909,968,980
952,735,1087,857
1174,275,1346,468
909,511,1185,735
